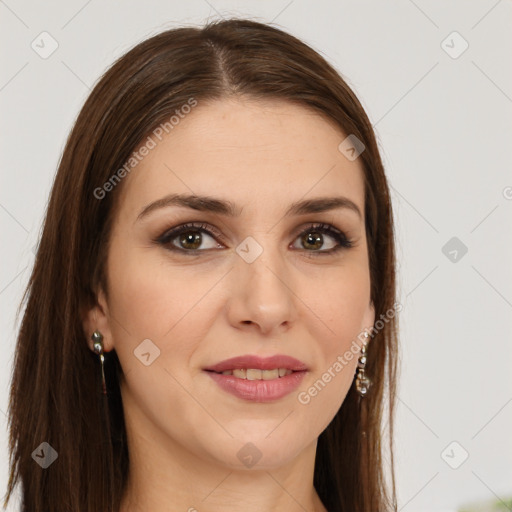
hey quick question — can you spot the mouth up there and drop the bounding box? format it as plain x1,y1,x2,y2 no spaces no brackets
203,354,308,374
205,368,296,379
203,354,308,402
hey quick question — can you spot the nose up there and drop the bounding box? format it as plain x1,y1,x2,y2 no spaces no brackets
225,243,298,336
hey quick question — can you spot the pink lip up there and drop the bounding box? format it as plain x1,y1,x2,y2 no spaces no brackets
205,370,307,402
203,354,308,402
203,354,308,373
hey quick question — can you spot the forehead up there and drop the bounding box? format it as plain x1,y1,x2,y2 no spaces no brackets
116,97,366,218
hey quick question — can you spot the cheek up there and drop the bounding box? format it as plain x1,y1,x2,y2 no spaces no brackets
107,245,220,339
288,263,369,424
300,260,371,344
105,247,220,444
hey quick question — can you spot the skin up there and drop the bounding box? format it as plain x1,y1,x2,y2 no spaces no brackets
83,96,375,512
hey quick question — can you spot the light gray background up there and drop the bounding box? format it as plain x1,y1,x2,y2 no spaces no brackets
1,1,511,511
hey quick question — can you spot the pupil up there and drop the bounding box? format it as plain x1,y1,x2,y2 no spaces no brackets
180,231,201,249
304,232,322,250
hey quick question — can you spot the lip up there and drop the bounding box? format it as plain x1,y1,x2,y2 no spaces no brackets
203,354,308,373
205,370,307,402
203,354,309,403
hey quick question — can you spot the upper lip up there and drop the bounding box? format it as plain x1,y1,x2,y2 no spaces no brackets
203,355,309,373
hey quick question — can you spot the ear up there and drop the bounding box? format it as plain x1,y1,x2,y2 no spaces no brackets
82,287,115,353
362,299,376,336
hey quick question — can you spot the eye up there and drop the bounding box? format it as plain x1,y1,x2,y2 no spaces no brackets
154,222,223,254
291,223,353,256
154,221,353,256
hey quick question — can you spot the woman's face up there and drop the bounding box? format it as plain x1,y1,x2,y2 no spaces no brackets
86,97,374,470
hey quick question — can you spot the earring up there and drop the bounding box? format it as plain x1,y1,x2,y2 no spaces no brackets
91,330,107,395
355,331,371,397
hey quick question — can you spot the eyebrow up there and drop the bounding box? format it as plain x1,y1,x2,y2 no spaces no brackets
136,193,362,221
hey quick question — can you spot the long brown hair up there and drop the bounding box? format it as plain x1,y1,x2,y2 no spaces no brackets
4,18,399,512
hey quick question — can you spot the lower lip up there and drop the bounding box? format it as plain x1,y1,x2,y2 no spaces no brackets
204,370,307,402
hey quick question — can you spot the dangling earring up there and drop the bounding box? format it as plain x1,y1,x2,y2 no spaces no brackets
355,331,371,397
91,330,107,395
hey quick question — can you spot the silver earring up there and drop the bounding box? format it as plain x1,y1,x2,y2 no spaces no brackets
91,330,107,395
355,331,371,397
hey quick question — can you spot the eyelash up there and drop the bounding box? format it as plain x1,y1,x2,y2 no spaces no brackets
154,222,354,257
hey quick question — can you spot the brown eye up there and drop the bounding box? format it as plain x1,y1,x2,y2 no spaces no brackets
292,223,353,255
154,221,353,257
301,231,327,251
177,231,203,250
155,222,223,254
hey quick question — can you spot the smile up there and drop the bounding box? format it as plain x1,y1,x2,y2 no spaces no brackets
212,368,294,379
204,369,307,402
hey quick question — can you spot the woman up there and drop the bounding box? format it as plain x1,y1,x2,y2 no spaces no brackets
4,17,399,512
